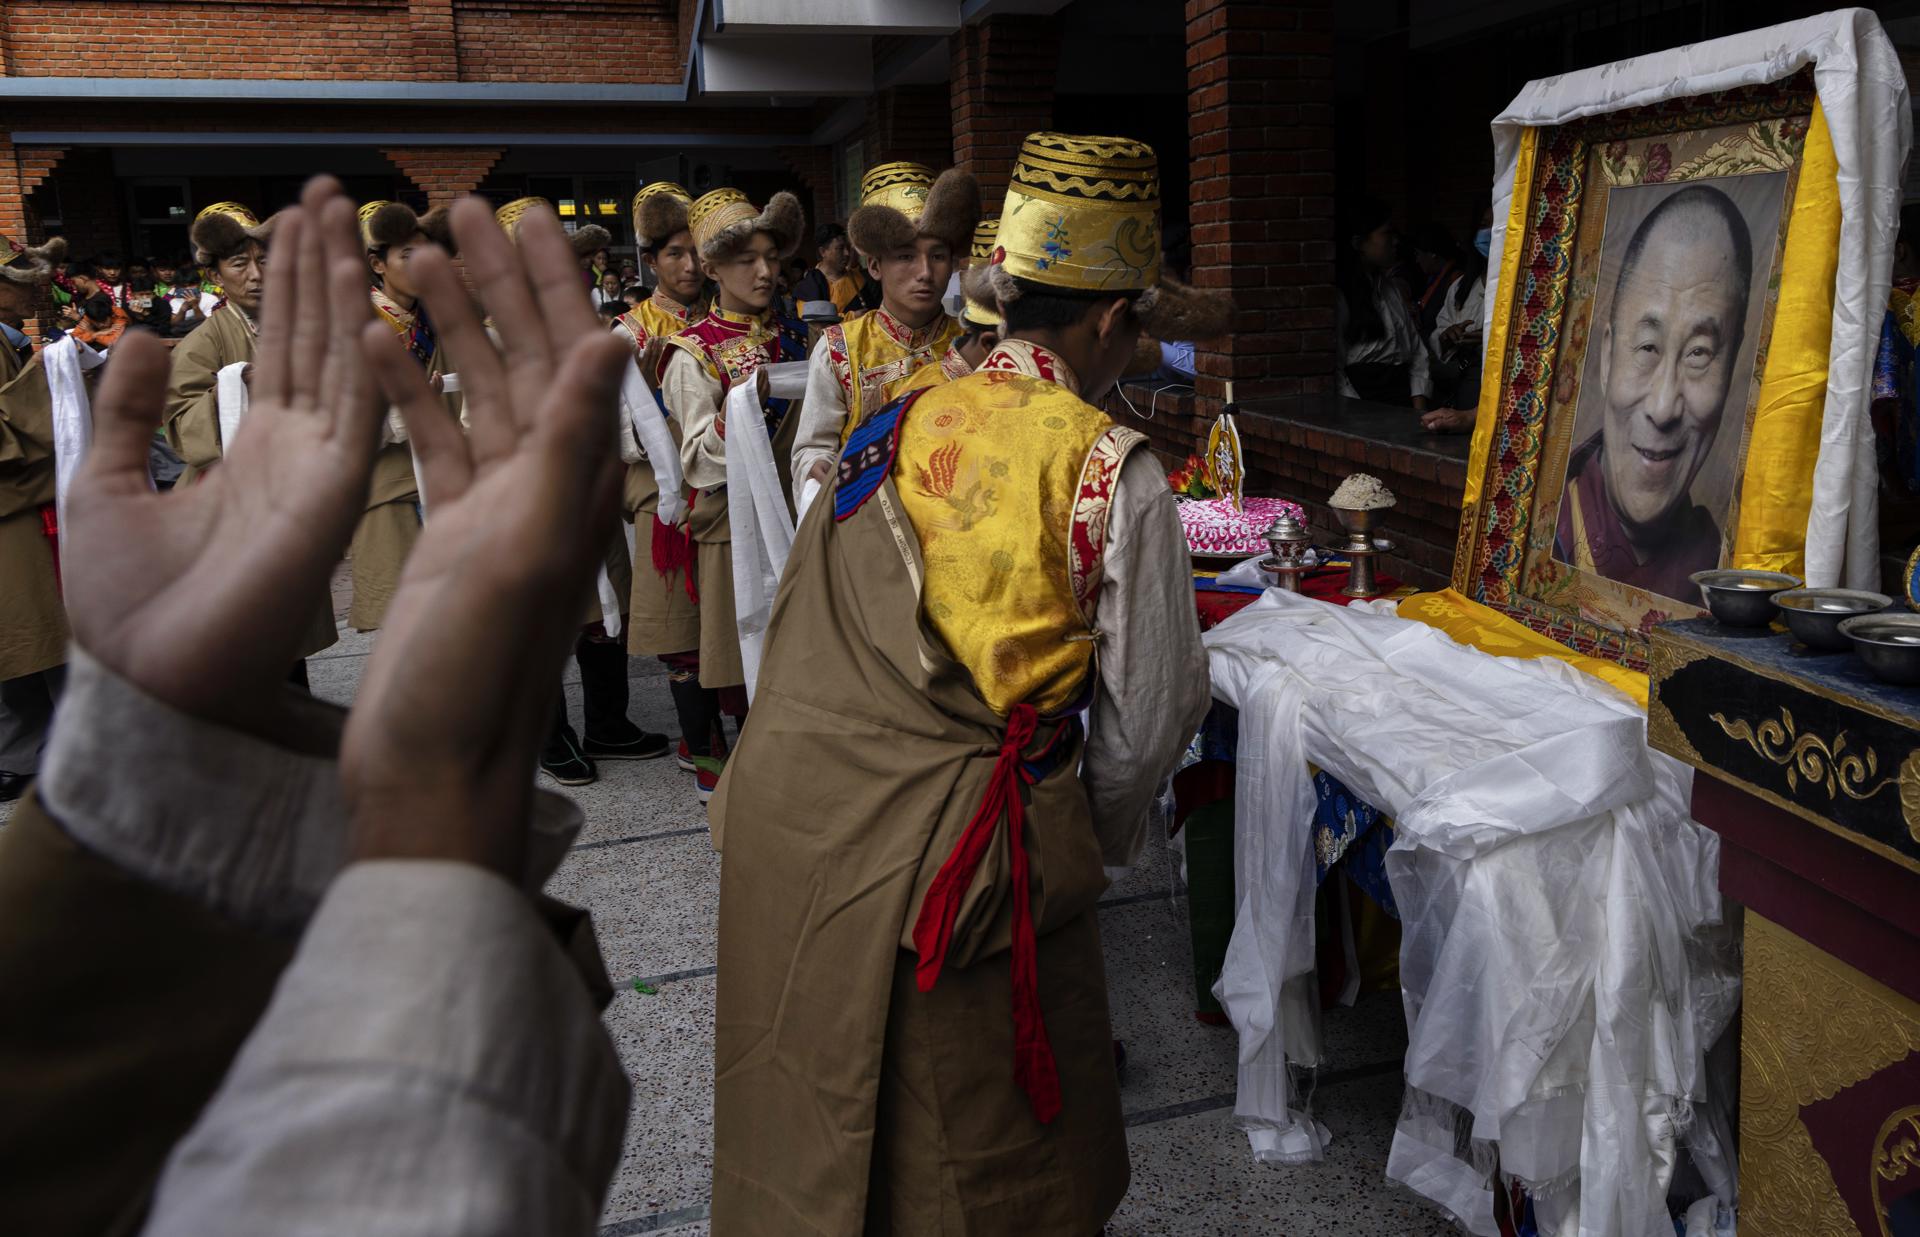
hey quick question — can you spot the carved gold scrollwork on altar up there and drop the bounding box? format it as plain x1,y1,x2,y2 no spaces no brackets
1708,708,1920,841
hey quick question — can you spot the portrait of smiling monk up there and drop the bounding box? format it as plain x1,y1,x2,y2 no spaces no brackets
1555,182,1754,601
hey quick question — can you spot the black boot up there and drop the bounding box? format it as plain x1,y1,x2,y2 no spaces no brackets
577,635,668,761
540,702,597,786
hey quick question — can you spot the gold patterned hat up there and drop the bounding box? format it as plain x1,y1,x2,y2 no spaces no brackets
633,181,693,250
688,187,804,263
495,196,609,259
191,201,278,265
969,132,1230,341
0,231,65,286
849,163,979,259
357,200,392,246
970,218,999,267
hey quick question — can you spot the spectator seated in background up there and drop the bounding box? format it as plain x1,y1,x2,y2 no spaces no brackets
590,270,625,311
92,251,129,310
1421,202,1493,434
596,300,626,325
621,283,647,311
1336,197,1431,411
69,290,128,348
126,275,174,336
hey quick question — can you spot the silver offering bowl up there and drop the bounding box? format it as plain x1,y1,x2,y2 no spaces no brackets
1259,511,1313,593
1771,588,1891,651
1838,613,1920,685
1329,505,1390,599
1690,569,1801,628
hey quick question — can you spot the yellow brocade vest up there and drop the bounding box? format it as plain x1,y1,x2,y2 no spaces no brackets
891,341,1129,717
618,293,700,350
827,308,962,443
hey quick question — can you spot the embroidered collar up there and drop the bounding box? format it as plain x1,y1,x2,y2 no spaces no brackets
709,304,761,331
220,301,260,339
873,305,947,350
978,338,1080,398
651,290,695,322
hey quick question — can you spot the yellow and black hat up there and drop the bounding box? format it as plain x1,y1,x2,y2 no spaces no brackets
848,161,980,259
495,196,610,259
633,181,693,250
192,202,279,266
687,187,804,263
968,132,1229,340
360,200,453,256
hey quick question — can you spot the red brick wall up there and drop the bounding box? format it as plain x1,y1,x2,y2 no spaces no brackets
777,145,836,232
454,1,681,82
1,0,681,82
1187,0,1336,414
950,15,1058,215
383,146,504,206
863,84,953,171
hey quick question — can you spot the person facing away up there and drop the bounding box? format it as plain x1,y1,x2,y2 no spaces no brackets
1335,197,1432,411
708,131,1224,1236
1554,183,1752,600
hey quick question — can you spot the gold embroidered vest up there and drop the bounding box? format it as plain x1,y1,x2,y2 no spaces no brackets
891,340,1133,716
896,342,974,396
826,307,962,442
618,293,700,351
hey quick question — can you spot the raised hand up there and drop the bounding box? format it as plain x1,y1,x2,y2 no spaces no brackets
341,198,629,876
63,176,380,734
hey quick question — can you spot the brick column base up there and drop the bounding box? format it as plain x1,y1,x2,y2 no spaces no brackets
382,147,506,207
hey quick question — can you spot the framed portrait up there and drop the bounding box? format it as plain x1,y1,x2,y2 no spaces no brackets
1451,70,1829,669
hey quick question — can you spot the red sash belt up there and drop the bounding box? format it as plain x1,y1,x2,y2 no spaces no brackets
38,502,61,595
650,512,696,602
909,702,1063,1124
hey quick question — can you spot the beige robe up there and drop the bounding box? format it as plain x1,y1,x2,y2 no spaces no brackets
709,405,1207,1233
165,307,338,659
622,448,701,657
660,348,800,689
0,355,69,681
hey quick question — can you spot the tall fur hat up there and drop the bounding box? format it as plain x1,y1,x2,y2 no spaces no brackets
494,197,611,259
0,233,67,286
961,262,1232,342
688,188,804,264
191,202,279,266
633,181,693,250
362,201,455,257
847,166,981,260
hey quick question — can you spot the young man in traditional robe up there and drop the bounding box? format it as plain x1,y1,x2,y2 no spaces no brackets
898,217,1006,397
616,182,726,797
791,162,978,490
165,203,338,673
495,197,670,785
350,200,454,632
0,234,69,802
658,187,807,795
709,133,1227,1234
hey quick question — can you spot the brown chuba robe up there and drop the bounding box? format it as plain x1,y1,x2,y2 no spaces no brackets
709,470,1128,1234
623,452,701,657
165,306,337,659
0,356,70,681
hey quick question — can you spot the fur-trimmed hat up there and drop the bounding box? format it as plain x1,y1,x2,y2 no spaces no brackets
847,165,980,260
687,188,804,263
494,197,611,259
362,201,455,256
0,233,66,286
633,181,693,251
191,202,279,267
964,133,1232,341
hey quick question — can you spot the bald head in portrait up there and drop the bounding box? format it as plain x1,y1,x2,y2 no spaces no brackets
1555,183,1754,600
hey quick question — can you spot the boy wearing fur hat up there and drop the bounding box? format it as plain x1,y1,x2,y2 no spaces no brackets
617,182,727,793
165,203,338,667
496,198,671,785
898,217,1006,396
791,162,979,489
709,134,1228,1235
657,187,807,782
0,233,69,801
352,200,453,633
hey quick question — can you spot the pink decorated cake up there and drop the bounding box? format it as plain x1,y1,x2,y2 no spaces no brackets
1178,496,1306,557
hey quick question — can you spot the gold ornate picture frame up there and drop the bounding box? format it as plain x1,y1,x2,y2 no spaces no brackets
1451,70,1831,669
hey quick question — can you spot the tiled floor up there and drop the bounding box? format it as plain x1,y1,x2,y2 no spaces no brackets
5,615,1461,1236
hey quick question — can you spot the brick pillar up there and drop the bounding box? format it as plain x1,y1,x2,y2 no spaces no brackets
408,0,458,80
777,145,836,231
382,147,505,207
0,138,36,340
950,16,1058,214
868,84,953,170
1188,0,1335,413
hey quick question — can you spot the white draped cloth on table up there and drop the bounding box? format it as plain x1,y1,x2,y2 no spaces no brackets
1481,8,1910,590
1204,591,1740,1237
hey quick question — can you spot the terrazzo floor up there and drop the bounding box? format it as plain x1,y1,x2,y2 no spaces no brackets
3,569,1463,1236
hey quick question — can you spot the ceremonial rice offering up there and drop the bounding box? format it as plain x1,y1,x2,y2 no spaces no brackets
1330,473,1396,510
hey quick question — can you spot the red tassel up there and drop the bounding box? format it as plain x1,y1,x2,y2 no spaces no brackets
909,703,1062,1124
38,502,61,596
651,513,694,581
